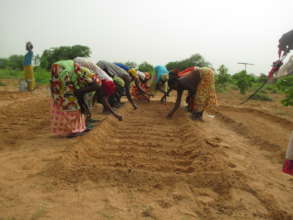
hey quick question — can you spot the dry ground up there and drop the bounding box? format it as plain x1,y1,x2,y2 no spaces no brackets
0,81,292,220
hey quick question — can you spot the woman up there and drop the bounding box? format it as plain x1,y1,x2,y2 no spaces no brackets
114,63,150,100
74,57,116,98
50,60,88,137
23,42,36,91
166,67,218,120
97,61,143,109
151,65,169,99
50,60,121,138
131,71,151,101
73,57,118,114
283,131,293,175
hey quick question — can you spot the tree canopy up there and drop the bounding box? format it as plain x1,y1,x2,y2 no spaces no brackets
166,54,211,71
40,45,91,69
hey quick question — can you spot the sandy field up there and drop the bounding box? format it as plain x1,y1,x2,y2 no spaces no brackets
0,80,292,220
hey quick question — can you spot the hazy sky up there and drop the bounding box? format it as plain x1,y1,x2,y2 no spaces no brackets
0,0,292,74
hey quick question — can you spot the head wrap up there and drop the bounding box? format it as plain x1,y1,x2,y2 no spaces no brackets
26,42,33,51
128,68,138,78
113,76,125,88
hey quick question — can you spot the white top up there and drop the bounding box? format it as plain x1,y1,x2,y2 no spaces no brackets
137,71,145,80
74,57,113,81
275,55,293,78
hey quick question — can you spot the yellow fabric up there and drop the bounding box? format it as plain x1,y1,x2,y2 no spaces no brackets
161,74,169,82
150,73,169,94
24,65,36,91
128,68,138,78
193,67,218,113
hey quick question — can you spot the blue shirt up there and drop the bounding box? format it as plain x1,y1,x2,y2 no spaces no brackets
114,63,130,72
23,51,33,66
154,65,168,82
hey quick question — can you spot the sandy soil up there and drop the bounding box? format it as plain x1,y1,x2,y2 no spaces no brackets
0,82,292,220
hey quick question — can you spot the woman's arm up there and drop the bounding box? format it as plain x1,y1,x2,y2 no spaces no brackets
166,88,183,118
125,80,138,109
160,87,172,104
101,96,123,121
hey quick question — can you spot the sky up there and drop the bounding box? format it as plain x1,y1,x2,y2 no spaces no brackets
0,0,292,74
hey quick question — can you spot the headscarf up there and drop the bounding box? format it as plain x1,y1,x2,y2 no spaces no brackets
113,76,125,88
128,68,138,78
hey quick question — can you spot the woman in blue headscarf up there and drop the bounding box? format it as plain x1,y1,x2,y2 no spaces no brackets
150,65,169,101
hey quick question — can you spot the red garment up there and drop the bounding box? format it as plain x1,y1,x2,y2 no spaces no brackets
102,80,116,97
177,66,196,78
131,83,150,101
283,160,293,175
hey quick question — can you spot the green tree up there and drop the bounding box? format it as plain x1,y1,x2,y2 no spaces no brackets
216,64,231,89
40,45,91,69
166,53,211,71
277,75,293,106
8,55,24,70
232,70,254,94
124,61,137,68
0,58,8,69
257,73,268,83
138,62,154,73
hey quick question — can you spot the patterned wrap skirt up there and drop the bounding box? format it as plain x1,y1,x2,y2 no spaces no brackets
51,102,86,136
192,67,218,113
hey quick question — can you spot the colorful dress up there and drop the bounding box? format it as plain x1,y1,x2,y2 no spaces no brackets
74,64,100,110
97,61,131,82
74,57,116,97
50,60,98,136
191,67,218,113
23,50,36,91
131,72,151,100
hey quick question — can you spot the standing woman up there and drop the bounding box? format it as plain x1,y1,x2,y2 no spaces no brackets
23,42,36,91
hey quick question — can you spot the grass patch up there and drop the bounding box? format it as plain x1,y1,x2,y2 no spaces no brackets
0,81,6,86
0,67,50,84
0,68,22,79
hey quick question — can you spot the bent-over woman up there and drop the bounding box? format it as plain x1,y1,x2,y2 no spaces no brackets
166,67,218,120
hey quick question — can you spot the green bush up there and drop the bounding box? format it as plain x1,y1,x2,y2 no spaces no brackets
232,70,254,94
0,68,22,79
216,64,231,91
34,67,50,84
277,75,293,106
